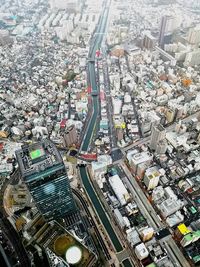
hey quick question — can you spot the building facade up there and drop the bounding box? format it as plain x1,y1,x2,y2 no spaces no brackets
15,139,76,221
159,15,178,48
143,31,156,50
150,124,166,151
63,125,78,148
143,166,160,190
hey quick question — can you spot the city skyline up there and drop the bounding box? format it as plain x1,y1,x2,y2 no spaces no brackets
0,0,200,267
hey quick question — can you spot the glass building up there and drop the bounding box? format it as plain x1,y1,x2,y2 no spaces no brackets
15,139,76,221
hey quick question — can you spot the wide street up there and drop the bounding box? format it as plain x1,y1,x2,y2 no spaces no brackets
160,235,191,267
120,162,163,231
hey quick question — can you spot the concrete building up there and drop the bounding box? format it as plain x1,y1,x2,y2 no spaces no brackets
187,26,200,45
185,49,200,66
150,124,166,151
158,198,184,218
0,29,13,45
176,224,191,240
135,243,149,260
91,155,112,178
130,151,153,174
109,174,130,206
159,16,168,48
113,98,122,115
63,125,77,148
114,208,126,228
165,108,176,123
166,211,184,227
116,128,124,141
91,161,107,178
136,162,149,179
56,20,74,41
155,46,177,66
126,228,141,247
143,166,160,190
155,139,168,154
140,227,154,242
24,214,97,266
143,31,156,50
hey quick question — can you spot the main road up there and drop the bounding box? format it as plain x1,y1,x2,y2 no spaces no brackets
120,162,163,231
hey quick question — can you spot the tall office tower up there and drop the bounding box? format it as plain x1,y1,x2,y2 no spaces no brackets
150,124,166,151
159,16,167,48
155,139,168,154
143,31,156,50
15,139,76,221
158,15,178,48
187,26,200,45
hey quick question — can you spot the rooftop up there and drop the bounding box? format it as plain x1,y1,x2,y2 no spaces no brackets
15,139,63,180
24,214,96,267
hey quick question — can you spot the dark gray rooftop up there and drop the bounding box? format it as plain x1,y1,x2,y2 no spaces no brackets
15,139,63,180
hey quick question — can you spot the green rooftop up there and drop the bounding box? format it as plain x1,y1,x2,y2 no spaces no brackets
30,149,42,160
184,233,193,241
194,230,200,237
189,206,197,214
146,264,156,267
193,255,200,263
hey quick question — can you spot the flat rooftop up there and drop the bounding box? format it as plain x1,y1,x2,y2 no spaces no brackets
156,124,165,132
15,139,63,180
25,214,97,267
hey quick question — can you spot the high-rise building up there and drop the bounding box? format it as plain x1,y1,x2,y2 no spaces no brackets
192,0,200,9
150,124,166,151
159,16,179,48
155,139,168,154
187,26,200,45
159,16,168,48
15,139,76,221
184,49,200,66
143,31,156,50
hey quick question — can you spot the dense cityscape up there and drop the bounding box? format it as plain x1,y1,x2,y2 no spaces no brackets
0,0,200,266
